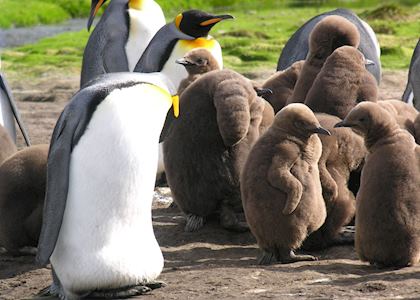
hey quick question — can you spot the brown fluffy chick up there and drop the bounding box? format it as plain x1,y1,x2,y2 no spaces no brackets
176,48,221,96
305,46,378,119
377,100,418,136
415,114,420,144
302,113,367,250
288,15,360,104
262,60,304,113
336,102,420,268
241,103,330,265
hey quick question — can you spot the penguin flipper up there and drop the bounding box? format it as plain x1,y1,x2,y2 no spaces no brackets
0,73,31,146
102,33,130,74
36,87,107,266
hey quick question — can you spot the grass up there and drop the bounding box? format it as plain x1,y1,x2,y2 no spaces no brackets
1,3,420,78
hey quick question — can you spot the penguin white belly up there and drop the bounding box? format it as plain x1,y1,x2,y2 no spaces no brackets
126,5,166,71
161,37,223,89
407,91,414,106
50,85,169,294
0,89,16,142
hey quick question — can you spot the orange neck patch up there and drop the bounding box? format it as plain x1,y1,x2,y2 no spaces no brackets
129,0,144,9
179,38,216,50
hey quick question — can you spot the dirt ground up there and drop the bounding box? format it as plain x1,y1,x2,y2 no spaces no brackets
1,70,419,300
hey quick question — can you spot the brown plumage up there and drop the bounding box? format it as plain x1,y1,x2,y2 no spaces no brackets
305,46,378,119
377,100,418,136
262,60,304,113
336,102,420,268
302,113,366,250
176,48,221,96
164,69,266,232
259,100,275,134
0,144,48,255
241,103,329,264
288,16,360,104
0,125,17,165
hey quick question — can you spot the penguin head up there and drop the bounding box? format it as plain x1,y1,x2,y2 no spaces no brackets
334,102,396,138
327,46,374,69
87,0,109,31
308,15,360,63
175,48,220,75
274,104,331,138
175,10,234,38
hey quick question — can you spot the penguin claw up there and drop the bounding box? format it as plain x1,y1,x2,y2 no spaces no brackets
258,251,277,265
88,282,164,299
185,214,205,232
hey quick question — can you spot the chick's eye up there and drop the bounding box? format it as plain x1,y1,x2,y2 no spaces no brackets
359,118,366,122
197,59,204,64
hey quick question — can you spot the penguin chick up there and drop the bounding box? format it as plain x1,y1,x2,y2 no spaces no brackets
305,46,378,119
377,100,418,136
302,113,366,250
0,144,48,255
262,60,304,113
176,48,221,95
241,103,329,264
335,102,420,268
288,15,360,104
164,69,266,232
0,124,17,165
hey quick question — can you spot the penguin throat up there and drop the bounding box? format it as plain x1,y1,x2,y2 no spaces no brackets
179,38,216,50
129,0,145,10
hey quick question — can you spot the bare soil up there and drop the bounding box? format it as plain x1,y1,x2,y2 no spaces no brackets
1,70,419,300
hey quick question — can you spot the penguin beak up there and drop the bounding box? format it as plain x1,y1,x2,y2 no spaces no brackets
365,59,375,66
334,121,351,128
172,95,180,118
176,58,194,66
200,14,234,26
87,0,106,31
312,126,331,136
255,88,273,98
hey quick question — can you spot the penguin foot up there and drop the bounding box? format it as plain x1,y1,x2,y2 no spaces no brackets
258,251,277,265
169,201,178,209
333,231,355,246
185,214,205,232
219,207,249,232
88,282,164,299
278,250,318,264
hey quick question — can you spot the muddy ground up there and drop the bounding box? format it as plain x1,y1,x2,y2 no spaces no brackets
0,70,419,299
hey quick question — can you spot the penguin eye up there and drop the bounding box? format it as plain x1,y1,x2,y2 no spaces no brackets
196,58,205,65
359,117,366,122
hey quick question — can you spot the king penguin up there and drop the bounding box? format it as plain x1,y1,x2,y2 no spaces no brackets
0,72,31,146
36,72,180,299
36,25,192,299
80,0,166,87
136,9,234,89
402,39,420,110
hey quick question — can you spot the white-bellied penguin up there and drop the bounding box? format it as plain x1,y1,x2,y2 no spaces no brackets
0,72,31,146
135,9,234,89
36,72,181,299
80,0,166,87
402,39,420,110
277,8,381,83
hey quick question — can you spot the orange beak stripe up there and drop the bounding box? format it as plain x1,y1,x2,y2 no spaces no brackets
200,18,223,27
93,0,105,18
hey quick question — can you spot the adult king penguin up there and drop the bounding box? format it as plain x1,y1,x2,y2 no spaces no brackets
0,72,31,146
402,39,420,110
136,9,233,89
277,8,381,83
80,0,166,87
37,21,193,298
37,72,180,299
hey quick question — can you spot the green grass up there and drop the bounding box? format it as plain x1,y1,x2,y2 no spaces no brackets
1,3,420,78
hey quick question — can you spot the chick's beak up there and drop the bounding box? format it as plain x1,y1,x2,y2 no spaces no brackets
312,126,331,135
200,14,234,26
334,121,350,128
176,58,194,66
87,0,106,31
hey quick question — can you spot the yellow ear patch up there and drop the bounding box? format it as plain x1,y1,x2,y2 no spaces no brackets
179,38,216,50
200,18,222,27
129,0,144,9
175,14,183,30
172,95,180,118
